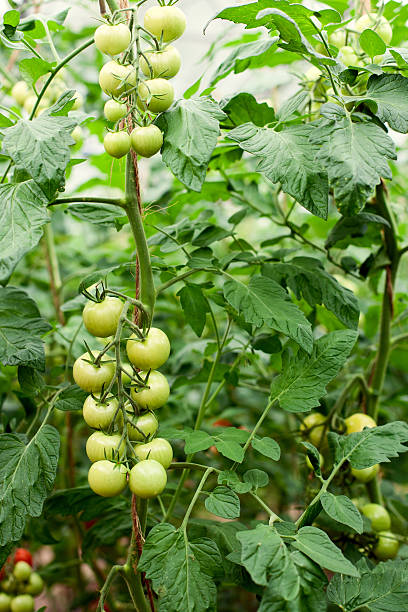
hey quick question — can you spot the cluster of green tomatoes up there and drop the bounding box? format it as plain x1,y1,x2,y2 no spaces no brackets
95,4,186,159
0,550,44,612
301,411,399,561
72,293,173,499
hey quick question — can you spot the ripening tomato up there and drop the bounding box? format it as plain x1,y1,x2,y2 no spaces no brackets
144,6,186,42
88,460,127,497
344,413,376,434
0,594,11,612
300,413,326,447
13,561,32,582
127,410,158,441
362,503,391,532
83,297,123,337
11,81,29,106
83,394,120,430
139,45,181,79
14,549,32,567
104,99,127,122
213,418,232,427
129,459,167,498
126,327,170,370
104,131,131,159
86,431,126,463
94,23,132,56
373,531,399,560
134,438,173,468
73,351,115,393
10,595,34,612
25,572,44,596
99,61,136,96
130,370,170,410
130,125,163,158
351,464,379,482
138,78,174,113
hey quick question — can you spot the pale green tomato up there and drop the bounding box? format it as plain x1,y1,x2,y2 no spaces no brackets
104,99,127,122
99,61,136,96
24,572,44,596
13,562,31,582
94,23,132,56
345,412,376,434
88,460,127,497
0,593,11,612
83,394,120,430
83,297,123,337
73,351,115,393
71,126,83,144
104,131,131,158
135,438,173,468
139,45,181,79
10,595,34,612
300,412,326,447
72,91,83,110
130,370,170,410
129,459,167,498
23,95,49,116
373,531,399,560
362,503,391,532
126,327,170,369
355,13,392,45
351,464,379,482
138,78,174,113
130,125,164,158
328,29,347,48
11,81,29,106
127,411,158,441
340,45,361,66
304,66,322,83
144,6,186,42
86,431,126,462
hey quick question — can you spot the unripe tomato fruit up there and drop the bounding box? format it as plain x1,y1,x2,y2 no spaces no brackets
86,431,126,463
83,394,119,430
135,438,173,468
126,327,170,369
104,131,131,159
10,595,34,612
306,453,324,471
345,413,376,434
355,13,392,45
300,413,326,447
14,549,32,567
127,411,158,441
351,464,379,482
83,297,123,337
99,61,136,96
0,593,11,612
71,126,83,144
130,125,164,158
339,45,361,66
73,351,115,393
362,503,391,532
140,45,181,79
23,95,49,116
129,459,167,498
13,561,32,582
373,531,399,560
104,99,127,122
144,6,186,42
11,81,29,106
130,370,170,410
138,78,174,113
328,29,347,48
94,23,132,56
88,460,127,497
24,572,44,596
72,91,83,110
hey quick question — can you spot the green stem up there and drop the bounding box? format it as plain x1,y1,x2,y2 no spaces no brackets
155,269,207,295
49,196,126,208
180,468,213,530
249,492,281,522
106,0,120,13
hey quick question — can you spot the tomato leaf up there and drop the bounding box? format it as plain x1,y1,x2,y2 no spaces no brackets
18,57,53,85
183,431,214,454
236,525,286,586
205,486,241,519
217,470,252,494
359,29,386,57
210,37,279,85
321,493,363,534
293,526,359,577
178,284,209,337
243,469,269,489
55,385,87,411
221,92,276,128
252,437,281,460
364,73,408,133
214,439,245,462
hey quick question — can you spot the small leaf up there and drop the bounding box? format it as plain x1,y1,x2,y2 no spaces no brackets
178,285,209,337
321,492,363,534
252,436,281,460
205,486,241,519
359,29,386,58
55,385,87,411
214,439,245,462
243,469,269,489
217,470,252,494
184,431,214,454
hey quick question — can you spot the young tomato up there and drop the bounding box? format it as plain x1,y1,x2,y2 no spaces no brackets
351,464,379,483
73,351,115,393
86,431,125,463
0,594,11,612
129,459,167,498
24,572,44,596
130,370,170,410
71,126,83,144
104,131,131,159
127,411,158,441
300,412,326,447
11,81,29,106
339,45,361,67
144,6,186,42
126,327,170,370
83,394,119,430
104,99,127,122
94,23,131,56
137,78,174,113
373,531,399,560
328,29,346,48
130,125,164,158
13,561,31,582
14,549,32,567
139,45,181,79
10,595,34,612
88,460,127,497
344,413,376,434
99,61,136,96
134,438,173,468
361,503,391,532
83,297,123,337
354,13,392,45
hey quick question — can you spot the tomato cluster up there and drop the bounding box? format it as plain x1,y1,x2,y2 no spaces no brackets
0,550,43,612
74,292,173,499
96,5,186,159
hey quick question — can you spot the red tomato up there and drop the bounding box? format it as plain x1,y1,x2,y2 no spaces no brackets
212,418,232,427
14,549,32,567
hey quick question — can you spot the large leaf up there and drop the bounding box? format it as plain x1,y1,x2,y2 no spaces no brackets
270,330,357,412
205,486,240,519
178,284,209,337
325,212,389,249
321,493,363,534
237,525,285,586
211,37,279,85
228,122,329,218
365,73,408,133
293,526,359,577
224,275,313,353
157,97,226,192
139,523,223,612
0,286,51,370
0,425,60,546
0,181,49,284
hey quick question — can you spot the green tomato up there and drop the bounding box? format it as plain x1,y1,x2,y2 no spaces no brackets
129,459,167,498
94,23,132,56
126,327,170,369
86,431,126,463
0,593,11,612
351,464,379,483
300,413,326,447
88,460,127,497
130,125,164,158
127,410,158,441
23,95,49,116
306,453,324,471
13,562,31,583
139,45,181,79
10,595,34,612
373,531,399,560
83,394,120,430
104,99,127,122
362,503,391,532
339,45,361,66
71,126,83,144
99,61,136,96
355,13,392,45
144,6,186,42
328,29,347,48
104,131,131,159
1,580,13,594
138,78,174,113
24,573,44,596
73,351,115,393
72,91,83,110
130,370,170,410
345,412,376,434
11,81,29,106
83,297,123,337
134,438,173,468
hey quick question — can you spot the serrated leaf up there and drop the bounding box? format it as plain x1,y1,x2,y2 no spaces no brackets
365,73,408,134
243,469,269,489
270,330,357,412
18,57,53,85
221,92,275,128
214,438,245,462
251,436,281,460
178,285,209,337
237,525,283,586
55,385,87,411
321,492,363,534
211,37,279,85
17,366,45,397
205,486,241,519
293,526,359,577
183,430,214,454
325,212,389,249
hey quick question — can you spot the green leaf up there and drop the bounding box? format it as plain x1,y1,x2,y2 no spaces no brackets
139,523,222,612
276,89,309,122
321,492,363,534
325,212,389,249
214,438,245,462
17,366,45,397
0,181,50,284
270,330,357,412
237,525,283,586
157,97,226,192
183,430,214,454
251,436,281,460
211,38,279,85
55,385,87,411
228,122,329,218
365,74,408,134
293,526,359,577
178,284,209,337
0,425,60,546
0,287,51,370
67,202,126,227
217,470,252,494
205,486,241,519
302,442,322,476
18,57,53,85
311,108,396,215
223,275,313,353
243,469,269,489
359,29,386,57
221,93,275,128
